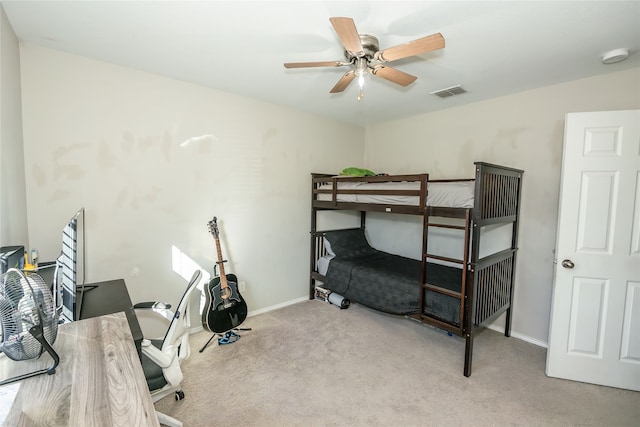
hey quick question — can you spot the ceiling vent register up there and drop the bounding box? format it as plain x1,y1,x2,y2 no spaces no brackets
431,85,467,98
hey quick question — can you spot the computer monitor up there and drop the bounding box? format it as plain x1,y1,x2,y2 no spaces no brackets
54,208,85,323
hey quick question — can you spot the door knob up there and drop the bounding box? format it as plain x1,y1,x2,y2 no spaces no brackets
561,259,575,269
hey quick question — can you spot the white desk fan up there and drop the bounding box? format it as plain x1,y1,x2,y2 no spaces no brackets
0,268,60,386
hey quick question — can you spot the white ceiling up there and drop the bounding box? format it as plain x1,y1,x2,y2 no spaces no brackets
2,1,639,127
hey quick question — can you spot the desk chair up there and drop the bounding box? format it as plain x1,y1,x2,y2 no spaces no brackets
135,270,202,427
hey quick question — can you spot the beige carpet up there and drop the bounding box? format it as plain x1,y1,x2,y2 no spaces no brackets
155,300,639,426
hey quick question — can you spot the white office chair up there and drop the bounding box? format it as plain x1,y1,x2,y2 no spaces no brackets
134,270,202,427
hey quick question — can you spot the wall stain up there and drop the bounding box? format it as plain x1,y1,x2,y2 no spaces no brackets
52,142,91,161
138,135,157,151
115,188,129,209
495,127,528,150
121,131,135,153
32,163,47,187
263,128,277,143
97,141,116,170
47,188,71,202
53,164,86,181
129,186,161,210
198,137,213,154
162,131,172,162
548,120,564,168
52,141,90,181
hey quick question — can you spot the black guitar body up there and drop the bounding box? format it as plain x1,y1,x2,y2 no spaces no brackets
202,273,248,333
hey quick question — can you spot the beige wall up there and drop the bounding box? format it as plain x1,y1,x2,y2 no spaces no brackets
19,45,364,318
14,34,640,345
364,67,640,344
0,5,28,246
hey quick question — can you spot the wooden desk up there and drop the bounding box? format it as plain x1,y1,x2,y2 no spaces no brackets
79,279,144,356
2,312,159,426
28,272,143,357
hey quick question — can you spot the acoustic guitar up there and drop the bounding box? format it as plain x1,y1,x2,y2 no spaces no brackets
202,217,247,333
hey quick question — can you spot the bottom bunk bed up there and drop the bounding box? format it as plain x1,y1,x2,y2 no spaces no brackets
318,227,463,324
309,162,524,377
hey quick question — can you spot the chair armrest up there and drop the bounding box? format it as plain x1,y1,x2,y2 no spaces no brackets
141,339,173,368
133,301,172,310
134,301,174,322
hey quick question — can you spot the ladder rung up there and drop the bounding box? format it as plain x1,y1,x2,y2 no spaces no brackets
426,254,464,264
427,223,466,230
423,283,462,299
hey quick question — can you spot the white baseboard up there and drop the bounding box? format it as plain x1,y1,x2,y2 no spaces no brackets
246,296,309,318
487,324,548,348
190,296,310,334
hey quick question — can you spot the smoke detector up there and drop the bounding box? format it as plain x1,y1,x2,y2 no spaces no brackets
601,48,629,64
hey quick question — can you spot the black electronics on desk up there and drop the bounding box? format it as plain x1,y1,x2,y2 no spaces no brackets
0,245,24,273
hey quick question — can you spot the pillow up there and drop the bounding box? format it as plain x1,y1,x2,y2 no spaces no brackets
323,228,376,257
341,167,376,177
323,237,335,256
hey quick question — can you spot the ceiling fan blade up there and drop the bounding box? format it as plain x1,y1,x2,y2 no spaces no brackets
375,33,445,62
371,65,417,87
330,71,356,93
284,61,349,69
329,17,364,56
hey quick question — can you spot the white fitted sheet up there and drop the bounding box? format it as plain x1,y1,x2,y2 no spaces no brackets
316,180,475,208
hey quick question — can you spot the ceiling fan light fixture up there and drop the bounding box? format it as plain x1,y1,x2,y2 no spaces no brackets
355,58,367,102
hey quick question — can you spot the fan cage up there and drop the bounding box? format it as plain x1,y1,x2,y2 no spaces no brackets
0,269,58,361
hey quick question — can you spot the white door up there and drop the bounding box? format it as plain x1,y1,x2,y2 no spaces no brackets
546,110,640,391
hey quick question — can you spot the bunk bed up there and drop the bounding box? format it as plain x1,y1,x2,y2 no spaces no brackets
309,162,523,377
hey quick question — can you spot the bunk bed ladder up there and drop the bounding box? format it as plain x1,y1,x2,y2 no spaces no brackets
417,208,472,338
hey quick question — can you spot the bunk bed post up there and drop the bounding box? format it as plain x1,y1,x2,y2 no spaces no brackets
464,163,487,377
421,210,430,309
419,174,429,318
310,211,317,300
463,276,476,377
310,173,321,300
464,334,474,377
504,170,524,338
462,206,474,377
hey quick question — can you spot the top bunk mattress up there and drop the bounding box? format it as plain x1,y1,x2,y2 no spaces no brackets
315,180,475,208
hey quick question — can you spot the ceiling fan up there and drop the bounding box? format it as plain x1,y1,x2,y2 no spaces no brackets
284,17,445,101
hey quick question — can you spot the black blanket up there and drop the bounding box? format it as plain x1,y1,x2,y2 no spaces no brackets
326,250,421,314
323,228,463,321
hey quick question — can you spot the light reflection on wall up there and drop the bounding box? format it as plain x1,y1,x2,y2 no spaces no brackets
171,245,211,314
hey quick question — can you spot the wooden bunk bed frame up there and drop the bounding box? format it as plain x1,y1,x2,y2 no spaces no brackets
309,162,524,376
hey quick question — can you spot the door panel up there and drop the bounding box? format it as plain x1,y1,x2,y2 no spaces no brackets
547,110,640,391
621,281,640,361
568,277,607,355
576,171,617,252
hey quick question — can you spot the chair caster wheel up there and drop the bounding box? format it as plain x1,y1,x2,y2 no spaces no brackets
175,390,185,401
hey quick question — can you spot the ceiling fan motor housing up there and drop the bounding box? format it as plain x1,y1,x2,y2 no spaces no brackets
344,34,379,61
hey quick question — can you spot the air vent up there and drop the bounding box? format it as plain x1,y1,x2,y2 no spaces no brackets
431,84,467,98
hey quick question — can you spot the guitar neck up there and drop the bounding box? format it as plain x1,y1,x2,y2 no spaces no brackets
215,238,229,288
